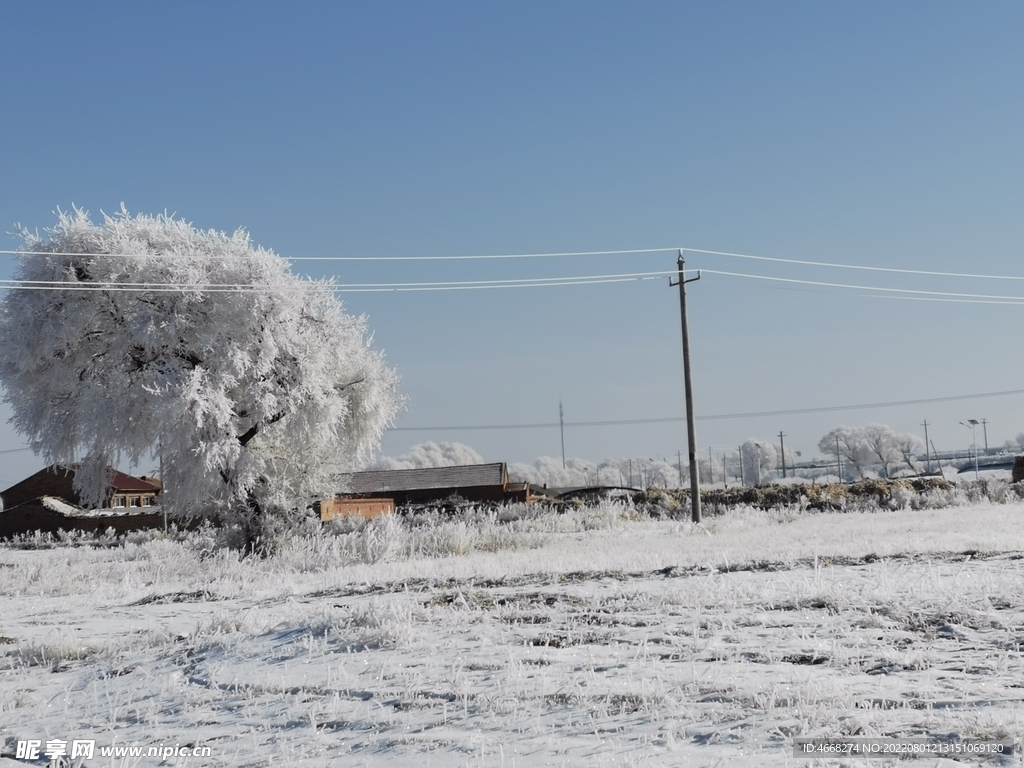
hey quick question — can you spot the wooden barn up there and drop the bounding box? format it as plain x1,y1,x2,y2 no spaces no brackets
320,462,548,519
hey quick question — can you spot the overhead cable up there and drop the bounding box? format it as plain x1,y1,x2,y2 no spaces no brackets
3,243,1023,283
389,387,1024,432
702,269,1024,303
685,247,1024,281
0,247,679,261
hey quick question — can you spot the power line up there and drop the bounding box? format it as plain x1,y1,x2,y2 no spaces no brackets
0,247,679,261
4,245,1023,284
702,269,1024,303
291,247,678,261
388,387,1024,432
3,267,1024,301
0,272,672,294
684,247,1024,282
861,294,1024,306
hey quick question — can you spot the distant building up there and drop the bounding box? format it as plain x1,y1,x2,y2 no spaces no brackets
0,464,160,511
0,465,168,540
325,462,549,513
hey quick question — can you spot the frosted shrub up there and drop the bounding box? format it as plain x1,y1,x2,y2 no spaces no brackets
275,532,352,572
326,513,368,535
979,478,1024,504
911,486,959,510
888,487,915,510
641,487,680,515
441,521,477,556
361,514,403,564
406,520,477,558
495,502,541,523
344,602,415,648
477,524,544,553
311,601,415,649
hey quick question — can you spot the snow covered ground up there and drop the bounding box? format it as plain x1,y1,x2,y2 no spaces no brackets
2,499,1024,767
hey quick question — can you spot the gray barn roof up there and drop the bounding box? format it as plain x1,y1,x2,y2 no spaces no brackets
340,462,508,494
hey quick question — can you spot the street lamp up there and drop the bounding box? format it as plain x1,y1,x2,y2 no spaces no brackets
960,420,980,480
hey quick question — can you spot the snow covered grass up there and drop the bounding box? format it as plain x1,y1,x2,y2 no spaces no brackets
2,499,1024,766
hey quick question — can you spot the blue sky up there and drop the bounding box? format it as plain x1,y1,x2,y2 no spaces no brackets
1,2,1023,485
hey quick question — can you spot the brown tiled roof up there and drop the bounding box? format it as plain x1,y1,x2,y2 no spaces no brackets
340,463,508,494
51,465,160,493
106,470,160,493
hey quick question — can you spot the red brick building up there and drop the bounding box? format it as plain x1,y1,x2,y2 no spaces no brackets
0,464,161,511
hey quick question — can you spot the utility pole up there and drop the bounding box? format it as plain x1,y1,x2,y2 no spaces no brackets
708,446,714,485
670,250,702,523
962,420,980,480
160,438,166,532
930,439,946,480
921,420,931,474
677,450,683,488
778,431,787,479
559,401,566,469
981,418,989,453
836,435,843,483
738,445,744,486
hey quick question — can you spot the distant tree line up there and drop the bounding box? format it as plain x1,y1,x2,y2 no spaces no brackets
818,424,923,479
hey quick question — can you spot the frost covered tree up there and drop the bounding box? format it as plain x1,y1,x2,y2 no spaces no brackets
508,456,598,488
862,423,903,478
0,208,401,548
740,439,776,486
370,441,483,470
893,432,925,474
818,426,871,479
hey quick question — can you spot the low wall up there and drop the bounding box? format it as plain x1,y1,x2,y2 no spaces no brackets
318,497,395,521
0,502,199,540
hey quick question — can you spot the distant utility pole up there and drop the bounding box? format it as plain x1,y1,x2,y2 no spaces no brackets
981,418,989,453
930,439,946,480
670,250,702,523
738,444,744,486
160,438,166,532
921,420,931,473
961,419,980,480
677,450,683,488
559,401,566,469
835,435,843,483
778,432,787,479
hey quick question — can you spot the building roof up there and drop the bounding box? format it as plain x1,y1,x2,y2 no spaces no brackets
340,462,508,495
0,464,160,511
105,469,161,493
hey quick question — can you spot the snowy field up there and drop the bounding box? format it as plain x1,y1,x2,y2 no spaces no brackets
2,499,1024,767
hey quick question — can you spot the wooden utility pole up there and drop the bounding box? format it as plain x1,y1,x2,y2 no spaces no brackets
559,401,566,469
778,431,786,479
921,419,931,473
670,250,702,523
